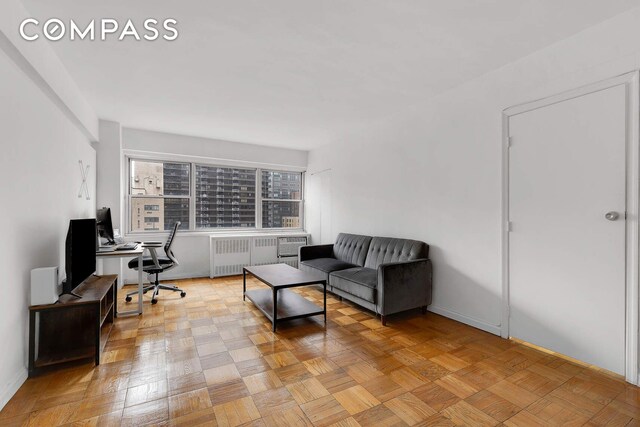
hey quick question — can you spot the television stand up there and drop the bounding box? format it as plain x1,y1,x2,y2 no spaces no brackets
28,274,117,377
58,291,82,299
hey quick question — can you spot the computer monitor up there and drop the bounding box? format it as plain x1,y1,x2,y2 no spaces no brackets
62,218,97,298
96,207,115,245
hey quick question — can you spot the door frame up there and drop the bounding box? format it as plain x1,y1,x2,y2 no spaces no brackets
501,71,640,384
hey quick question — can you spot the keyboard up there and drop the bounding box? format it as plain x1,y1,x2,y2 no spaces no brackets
115,242,139,251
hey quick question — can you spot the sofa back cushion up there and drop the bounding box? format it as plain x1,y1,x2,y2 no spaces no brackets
364,237,429,269
333,233,372,266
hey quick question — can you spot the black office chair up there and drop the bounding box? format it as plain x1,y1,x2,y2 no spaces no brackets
125,221,186,305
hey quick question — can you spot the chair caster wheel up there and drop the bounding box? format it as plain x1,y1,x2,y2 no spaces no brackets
125,296,132,302
151,299,158,305
180,292,186,298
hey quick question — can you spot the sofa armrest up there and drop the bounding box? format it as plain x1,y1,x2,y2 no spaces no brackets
377,258,432,316
299,244,334,262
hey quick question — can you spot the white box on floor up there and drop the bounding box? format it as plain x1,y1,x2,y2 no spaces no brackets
30,267,60,305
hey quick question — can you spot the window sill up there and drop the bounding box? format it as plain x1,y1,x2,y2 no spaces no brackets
125,228,308,240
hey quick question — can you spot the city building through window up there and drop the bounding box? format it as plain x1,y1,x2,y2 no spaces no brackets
261,170,302,229
129,159,303,232
195,165,256,228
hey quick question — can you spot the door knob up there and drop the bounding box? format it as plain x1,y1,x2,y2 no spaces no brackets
605,211,620,221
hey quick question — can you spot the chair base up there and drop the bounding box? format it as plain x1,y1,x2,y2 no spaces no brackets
125,282,186,305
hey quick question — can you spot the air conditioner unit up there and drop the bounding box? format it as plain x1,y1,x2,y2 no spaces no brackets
278,236,308,258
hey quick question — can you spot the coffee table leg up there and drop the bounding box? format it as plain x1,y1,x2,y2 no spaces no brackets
323,282,327,324
272,288,278,332
243,269,246,301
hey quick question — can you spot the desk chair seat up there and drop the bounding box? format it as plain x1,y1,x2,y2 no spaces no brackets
127,256,173,271
125,222,186,305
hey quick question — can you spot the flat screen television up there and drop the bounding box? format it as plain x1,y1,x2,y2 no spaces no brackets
62,218,97,297
96,207,115,245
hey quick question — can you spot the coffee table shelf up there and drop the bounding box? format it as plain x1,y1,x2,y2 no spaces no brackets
243,264,326,331
245,289,325,324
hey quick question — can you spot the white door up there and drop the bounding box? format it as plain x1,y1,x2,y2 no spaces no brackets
508,84,627,374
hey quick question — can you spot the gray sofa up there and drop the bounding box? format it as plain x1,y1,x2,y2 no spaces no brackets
299,233,432,325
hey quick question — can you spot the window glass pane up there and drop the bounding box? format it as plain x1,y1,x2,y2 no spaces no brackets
130,160,189,196
195,165,256,228
261,170,302,200
131,197,189,232
262,201,301,228
164,198,190,230
163,162,190,196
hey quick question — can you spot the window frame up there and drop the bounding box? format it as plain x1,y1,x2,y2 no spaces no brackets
125,154,305,234
259,169,304,230
128,159,191,233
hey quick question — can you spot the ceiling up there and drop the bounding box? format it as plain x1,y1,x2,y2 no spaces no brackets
21,0,640,150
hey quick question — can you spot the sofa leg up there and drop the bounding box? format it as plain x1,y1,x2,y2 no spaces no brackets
381,315,387,326
421,306,427,314
339,296,342,302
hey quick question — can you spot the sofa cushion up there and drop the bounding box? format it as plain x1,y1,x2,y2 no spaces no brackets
333,233,372,266
301,258,357,273
298,258,357,289
300,258,358,284
364,237,429,269
330,267,377,303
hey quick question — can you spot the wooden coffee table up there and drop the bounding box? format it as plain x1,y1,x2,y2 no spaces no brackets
243,264,327,332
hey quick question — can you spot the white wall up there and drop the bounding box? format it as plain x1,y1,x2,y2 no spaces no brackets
95,121,123,228
0,0,98,141
93,121,124,283
123,128,308,168
0,0,98,409
101,127,308,283
0,48,96,408
306,7,640,335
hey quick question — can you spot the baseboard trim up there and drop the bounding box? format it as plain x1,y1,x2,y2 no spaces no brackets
0,368,27,411
428,305,501,336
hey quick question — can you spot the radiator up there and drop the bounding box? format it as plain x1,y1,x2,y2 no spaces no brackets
209,237,251,278
210,234,309,277
281,258,299,269
251,236,278,266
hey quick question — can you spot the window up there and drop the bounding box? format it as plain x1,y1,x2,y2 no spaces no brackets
129,160,190,232
195,165,256,228
261,170,303,228
128,158,303,232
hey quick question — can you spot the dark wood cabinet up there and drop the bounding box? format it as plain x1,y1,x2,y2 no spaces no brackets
28,274,117,377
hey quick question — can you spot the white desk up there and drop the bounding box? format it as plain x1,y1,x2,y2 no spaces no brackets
96,246,144,316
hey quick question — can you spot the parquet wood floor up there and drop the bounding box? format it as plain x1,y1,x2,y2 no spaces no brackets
2,276,640,426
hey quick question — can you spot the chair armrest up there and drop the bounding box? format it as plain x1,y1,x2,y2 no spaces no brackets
142,242,163,248
147,247,162,269
377,259,432,315
299,244,334,262
142,242,164,268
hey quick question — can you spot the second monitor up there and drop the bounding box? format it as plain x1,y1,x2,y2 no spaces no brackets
96,207,115,245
